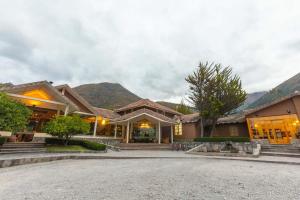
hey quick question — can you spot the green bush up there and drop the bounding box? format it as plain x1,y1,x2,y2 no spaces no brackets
0,136,7,145
81,140,106,151
0,93,32,133
45,138,106,151
43,115,90,145
194,137,250,143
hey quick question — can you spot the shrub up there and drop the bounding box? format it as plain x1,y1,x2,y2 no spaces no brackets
0,136,7,145
81,140,106,151
194,137,250,143
45,138,106,151
0,93,32,133
43,115,90,145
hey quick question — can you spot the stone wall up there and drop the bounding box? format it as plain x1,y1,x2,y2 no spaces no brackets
173,141,256,154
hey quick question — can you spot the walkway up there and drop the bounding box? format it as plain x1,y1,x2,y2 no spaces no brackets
1,150,300,167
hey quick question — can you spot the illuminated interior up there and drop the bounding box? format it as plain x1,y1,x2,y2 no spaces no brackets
175,123,183,135
247,114,300,144
22,89,52,106
139,119,151,129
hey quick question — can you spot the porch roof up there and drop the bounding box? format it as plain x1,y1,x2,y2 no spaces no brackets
55,84,97,115
111,108,176,124
0,81,78,112
115,99,182,116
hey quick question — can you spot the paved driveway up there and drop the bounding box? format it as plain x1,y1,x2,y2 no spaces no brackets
0,158,299,200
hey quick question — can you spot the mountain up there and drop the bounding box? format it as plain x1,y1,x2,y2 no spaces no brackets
248,72,300,109
156,101,179,110
74,83,141,109
234,91,267,112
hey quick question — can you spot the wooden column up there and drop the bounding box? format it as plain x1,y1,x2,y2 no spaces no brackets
93,116,98,137
64,104,69,116
126,121,130,143
158,121,161,144
114,124,117,139
170,125,174,144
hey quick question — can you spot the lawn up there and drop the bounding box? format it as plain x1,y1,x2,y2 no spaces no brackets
47,145,90,153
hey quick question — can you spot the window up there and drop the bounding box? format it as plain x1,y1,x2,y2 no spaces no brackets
175,123,183,135
229,126,239,136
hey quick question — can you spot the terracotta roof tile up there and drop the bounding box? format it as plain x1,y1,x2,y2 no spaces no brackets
180,113,201,123
112,108,176,124
93,107,120,119
115,99,182,116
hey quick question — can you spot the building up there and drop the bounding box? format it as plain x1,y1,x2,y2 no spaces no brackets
3,80,298,145
211,92,300,144
245,92,300,144
0,81,101,136
0,81,201,143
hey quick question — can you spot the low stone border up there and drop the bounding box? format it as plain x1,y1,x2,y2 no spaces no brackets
1,153,300,168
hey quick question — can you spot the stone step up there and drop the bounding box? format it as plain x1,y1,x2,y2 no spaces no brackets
0,149,47,154
2,143,45,148
0,148,46,152
119,143,172,150
261,152,300,158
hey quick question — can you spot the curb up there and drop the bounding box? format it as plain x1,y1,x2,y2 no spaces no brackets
0,154,299,168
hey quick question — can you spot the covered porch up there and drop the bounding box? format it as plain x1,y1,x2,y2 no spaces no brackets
112,109,176,144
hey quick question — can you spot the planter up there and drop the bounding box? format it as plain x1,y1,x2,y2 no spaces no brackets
7,135,17,142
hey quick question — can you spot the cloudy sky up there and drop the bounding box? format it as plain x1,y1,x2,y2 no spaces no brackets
0,0,300,103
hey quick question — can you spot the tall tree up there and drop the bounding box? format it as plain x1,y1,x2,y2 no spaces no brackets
176,99,193,115
186,62,246,136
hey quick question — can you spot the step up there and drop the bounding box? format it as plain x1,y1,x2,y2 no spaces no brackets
0,148,46,152
119,144,172,150
0,149,47,154
261,152,300,158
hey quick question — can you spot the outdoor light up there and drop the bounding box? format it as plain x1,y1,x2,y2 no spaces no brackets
101,119,106,125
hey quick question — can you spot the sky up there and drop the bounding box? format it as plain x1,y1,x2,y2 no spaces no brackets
0,0,300,103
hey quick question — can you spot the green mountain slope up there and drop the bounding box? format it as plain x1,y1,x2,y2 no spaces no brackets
236,91,267,111
74,83,141,109
248,72,300,109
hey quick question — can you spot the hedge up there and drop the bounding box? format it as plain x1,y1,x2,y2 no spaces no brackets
0,137,7,145
45,138,106,151
194,137,250,143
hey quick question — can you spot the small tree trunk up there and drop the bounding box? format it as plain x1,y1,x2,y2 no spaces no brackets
64,134,69,146
200,118,204,138
210,119,217,137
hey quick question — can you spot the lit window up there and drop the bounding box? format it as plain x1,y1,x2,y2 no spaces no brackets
175,123,182,135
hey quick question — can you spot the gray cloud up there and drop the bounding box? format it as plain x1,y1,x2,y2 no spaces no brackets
0,0,300,103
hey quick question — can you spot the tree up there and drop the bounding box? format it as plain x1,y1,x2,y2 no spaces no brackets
186,62,246,136
176,99,193,115
0,92,32,133
43,115,90,145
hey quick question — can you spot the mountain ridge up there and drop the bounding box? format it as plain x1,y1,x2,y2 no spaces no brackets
248,72,300,109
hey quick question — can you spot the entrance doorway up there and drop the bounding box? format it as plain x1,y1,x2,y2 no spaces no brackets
247,114,300,144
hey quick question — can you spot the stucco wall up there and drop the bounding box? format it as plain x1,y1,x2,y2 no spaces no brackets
211,123,249,137
246,98,298,118
175,122,201,140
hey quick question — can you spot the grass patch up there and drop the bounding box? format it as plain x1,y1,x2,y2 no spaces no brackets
45,138,106,151
47,145,90,153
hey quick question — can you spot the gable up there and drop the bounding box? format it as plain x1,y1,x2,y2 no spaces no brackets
246,98,297,118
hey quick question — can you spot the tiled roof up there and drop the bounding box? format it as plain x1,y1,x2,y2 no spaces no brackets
245,91,300,115
180,113,201,123
55,84,96,115
93,107,120,119
216,114,246,124
115,99,182,116
179,112,245,124
0,80,49,91
0,81,78,112
112,108,176,124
